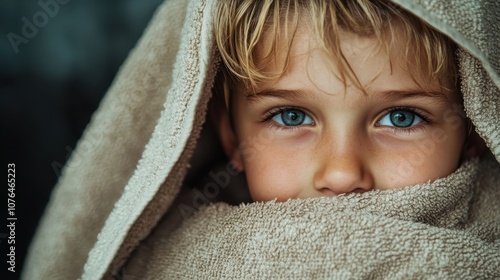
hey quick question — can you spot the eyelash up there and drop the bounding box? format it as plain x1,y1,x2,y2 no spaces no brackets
261,106,313,131
377,106,432,134
261,106,433,133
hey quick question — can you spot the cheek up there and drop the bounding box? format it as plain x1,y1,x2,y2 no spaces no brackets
376,128,466,188
242,142,308,202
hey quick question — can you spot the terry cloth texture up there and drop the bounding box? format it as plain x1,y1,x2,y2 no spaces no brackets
124,157,500,278
22,0,500,279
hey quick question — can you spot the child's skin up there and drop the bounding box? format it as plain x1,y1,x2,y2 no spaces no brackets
218,24,484,202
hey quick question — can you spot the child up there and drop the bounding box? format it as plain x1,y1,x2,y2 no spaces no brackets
212,0,486,202
23,0,500,279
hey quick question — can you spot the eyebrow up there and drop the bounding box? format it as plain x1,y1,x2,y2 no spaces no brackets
246,89,312,103
374,90,450,104
246,89,450,104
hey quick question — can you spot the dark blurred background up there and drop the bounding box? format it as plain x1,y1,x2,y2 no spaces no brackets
1,0,164,278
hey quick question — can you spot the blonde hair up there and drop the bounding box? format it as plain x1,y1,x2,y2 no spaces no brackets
214,0,457,95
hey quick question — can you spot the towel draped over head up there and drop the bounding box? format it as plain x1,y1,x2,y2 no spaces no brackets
23,0,500,279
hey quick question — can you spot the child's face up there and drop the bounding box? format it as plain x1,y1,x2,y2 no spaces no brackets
223,26,472,202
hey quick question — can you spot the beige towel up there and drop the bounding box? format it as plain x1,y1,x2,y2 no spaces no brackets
22,0,500,279
124,157,500,278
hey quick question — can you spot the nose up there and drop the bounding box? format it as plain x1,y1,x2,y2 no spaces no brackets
313,142,374,196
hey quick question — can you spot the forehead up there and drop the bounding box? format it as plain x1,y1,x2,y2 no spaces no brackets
252,24,450,96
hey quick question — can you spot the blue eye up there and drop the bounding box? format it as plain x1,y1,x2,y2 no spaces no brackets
378,109,423,128
272,109,314,126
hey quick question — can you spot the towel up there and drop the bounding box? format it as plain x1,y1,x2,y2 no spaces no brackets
124,157,500,278
22,0,500,279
